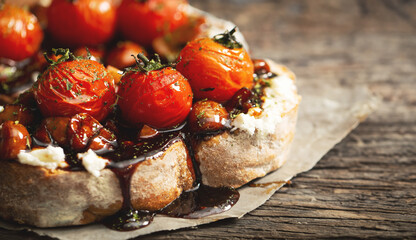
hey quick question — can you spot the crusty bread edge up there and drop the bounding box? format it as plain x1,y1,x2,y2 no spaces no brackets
194,60,301,188
0,140,194,228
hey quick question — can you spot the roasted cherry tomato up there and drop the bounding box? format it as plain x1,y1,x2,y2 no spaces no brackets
33,48,116,121
188,100,230,134
176,28,254,103
15,90,37,109
118,0,188,46
0,3,43,61
47,0,116,46
33,117,70,146
225,87,256,118
0,121,31,160
88,128,117,154
118,54,193,129
106,65,123,85
68,113,103,151
74,47,105,63
106,41,147,69
0,105,35,126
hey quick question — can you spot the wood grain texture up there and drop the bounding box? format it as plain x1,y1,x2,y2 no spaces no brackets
1,0,415,239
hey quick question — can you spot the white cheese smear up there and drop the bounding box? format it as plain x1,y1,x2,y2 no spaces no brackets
18,145,67,169
232,74,299,135
78,149,108,177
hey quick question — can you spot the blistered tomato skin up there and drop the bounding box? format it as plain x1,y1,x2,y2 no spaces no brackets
188,100,230,134
47,0,116,47
68,113,103,151
0,121,31,160
33,59,116,121
176,38,254,103
118,67,193,129
0,3,43,61
118,0,188,46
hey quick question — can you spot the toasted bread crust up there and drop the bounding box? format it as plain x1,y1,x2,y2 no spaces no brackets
130,140,194,211
0,140,194,227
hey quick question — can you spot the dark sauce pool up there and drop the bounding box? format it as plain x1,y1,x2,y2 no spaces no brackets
100,124,240,231
103,183,239,231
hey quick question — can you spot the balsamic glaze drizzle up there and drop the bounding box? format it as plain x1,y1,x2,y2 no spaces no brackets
2,58,275,231
161,184,239,219
98,119,240,231
101,124,187,230
103,162,155,231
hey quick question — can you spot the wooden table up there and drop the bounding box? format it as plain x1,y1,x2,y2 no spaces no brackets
1,0,415,239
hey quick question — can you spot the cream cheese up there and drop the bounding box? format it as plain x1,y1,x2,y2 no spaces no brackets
232,68,299,136
17,145,67,169
78,149,108,177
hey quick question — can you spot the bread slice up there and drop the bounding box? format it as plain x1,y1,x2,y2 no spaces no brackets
194,61,301,188
0,140,194,228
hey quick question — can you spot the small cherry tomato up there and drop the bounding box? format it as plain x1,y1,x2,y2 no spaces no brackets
0,104,35,126
0,3,44,61
176,28,254,103
118,54,193,129
33,48,116,121
188,100,230,134
47,0,116,47
106,65,123,85
15,90,37,109
74,47,105,63
0,121,31,160
33,117,70,146
106,41,147,69
88,128,117,154
118,0,188,46
224,87,256,117
68,113,103,151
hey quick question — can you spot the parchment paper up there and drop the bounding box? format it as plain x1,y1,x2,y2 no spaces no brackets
0,81,378,239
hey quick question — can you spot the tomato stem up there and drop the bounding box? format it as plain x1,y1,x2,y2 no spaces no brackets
213,27,243,49
84,47,93,60
0,0,5,10
43,48,78,66
128,53,166,74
